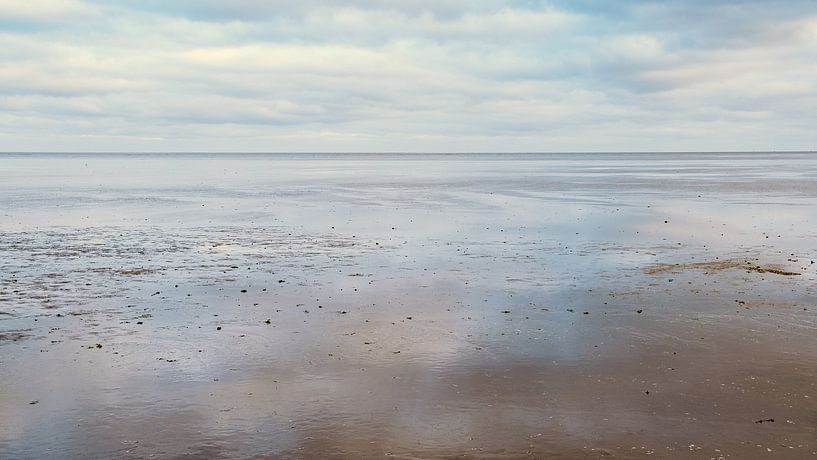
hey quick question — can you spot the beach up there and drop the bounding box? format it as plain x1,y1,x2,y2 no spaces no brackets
1,153,816,458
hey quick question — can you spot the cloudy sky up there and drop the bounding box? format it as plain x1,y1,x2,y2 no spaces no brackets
1,0,816,152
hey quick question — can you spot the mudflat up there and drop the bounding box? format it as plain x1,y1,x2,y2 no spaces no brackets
1,153,816,459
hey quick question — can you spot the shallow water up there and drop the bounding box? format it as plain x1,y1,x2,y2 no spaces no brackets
1,153,816,458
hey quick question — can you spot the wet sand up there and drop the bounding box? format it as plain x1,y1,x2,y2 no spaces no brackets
1,153,816,459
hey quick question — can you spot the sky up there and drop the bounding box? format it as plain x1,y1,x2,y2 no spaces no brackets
1,0,816,152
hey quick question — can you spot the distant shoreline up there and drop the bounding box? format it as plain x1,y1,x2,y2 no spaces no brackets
1,151,815,156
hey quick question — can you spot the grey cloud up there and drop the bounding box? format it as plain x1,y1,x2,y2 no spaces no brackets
87,0,515,22
0,0,815,152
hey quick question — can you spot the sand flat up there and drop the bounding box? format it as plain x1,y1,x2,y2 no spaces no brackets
1,153,816,458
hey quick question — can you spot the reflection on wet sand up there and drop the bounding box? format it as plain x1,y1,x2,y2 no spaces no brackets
1,153,817,458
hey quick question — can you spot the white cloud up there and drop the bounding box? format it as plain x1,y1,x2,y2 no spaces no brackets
0,1,816,151
603,35,665,62
0,0,95,22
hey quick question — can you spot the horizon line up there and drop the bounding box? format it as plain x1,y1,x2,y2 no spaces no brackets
1,150,816,155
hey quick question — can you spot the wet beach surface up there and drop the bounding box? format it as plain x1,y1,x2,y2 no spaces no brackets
1,153,816,459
